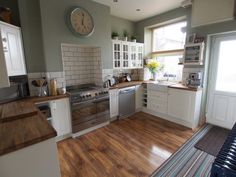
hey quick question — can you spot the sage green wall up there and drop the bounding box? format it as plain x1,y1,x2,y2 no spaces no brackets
18,0,46,72
111,15,135,39
39,0,111,71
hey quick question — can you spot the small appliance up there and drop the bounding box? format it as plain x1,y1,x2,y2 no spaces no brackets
186,72,202,88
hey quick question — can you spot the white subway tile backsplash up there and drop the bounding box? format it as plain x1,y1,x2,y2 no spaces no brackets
61,44,103,86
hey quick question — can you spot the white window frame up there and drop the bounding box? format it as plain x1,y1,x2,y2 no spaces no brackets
151,18,187,57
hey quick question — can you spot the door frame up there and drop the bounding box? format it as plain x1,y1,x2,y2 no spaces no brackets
206,31,236,128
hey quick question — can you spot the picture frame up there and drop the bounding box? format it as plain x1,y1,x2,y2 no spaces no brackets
187,33,196,44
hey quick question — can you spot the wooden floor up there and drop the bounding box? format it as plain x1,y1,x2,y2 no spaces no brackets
57,112,195,177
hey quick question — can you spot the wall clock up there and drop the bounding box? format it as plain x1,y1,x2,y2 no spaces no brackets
67,6,94,37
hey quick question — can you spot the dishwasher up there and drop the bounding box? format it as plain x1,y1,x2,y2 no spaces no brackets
119,86,135,118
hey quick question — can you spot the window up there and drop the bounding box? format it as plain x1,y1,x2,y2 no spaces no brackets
215,40,236,93
152,21,187,81
153,21,187,53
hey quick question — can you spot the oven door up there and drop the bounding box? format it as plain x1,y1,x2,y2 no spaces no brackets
94,96,110,120
71,99,97,126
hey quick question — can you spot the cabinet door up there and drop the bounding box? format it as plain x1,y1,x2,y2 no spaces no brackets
109,89,118,118
0,23,26,76
168,89,192,122
136,43,144,68
112,40,122,69
0,31,9,88
129,43,137,68
50,98,72,137
122,42,129,68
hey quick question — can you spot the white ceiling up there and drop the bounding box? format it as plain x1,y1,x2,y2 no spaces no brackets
93,0,184,22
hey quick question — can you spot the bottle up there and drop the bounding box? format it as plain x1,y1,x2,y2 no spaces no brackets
50,78,57,96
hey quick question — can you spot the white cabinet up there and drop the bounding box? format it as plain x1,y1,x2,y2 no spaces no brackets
135,85,143,111
167,88,202,129
143,83,202,129
112,40,144,69
191,0,235,27
109,89,119,118
0,31,9,88
50,98,72,138
147,90,168,114
0,21,26,76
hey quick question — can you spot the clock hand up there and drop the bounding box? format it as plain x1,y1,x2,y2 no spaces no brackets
82,13,84,26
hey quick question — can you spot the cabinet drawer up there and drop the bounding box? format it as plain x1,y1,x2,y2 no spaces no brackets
148,90,168,102
147,101,167,114
72,116,108,133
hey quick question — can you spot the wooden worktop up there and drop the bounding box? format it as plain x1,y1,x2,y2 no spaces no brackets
0,94,68,156
109,80,202,91
0,112,57,156
109,81,143,89
168,84,202,91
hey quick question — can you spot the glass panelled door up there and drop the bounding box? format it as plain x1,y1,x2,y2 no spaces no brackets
113,41,121,68
207,33,236,129
122,43,129,68
137,44,144,68
130,44,136,68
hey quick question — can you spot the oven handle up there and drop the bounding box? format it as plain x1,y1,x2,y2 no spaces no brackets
94,96,109,103
71,99,96,106
71,96,109,106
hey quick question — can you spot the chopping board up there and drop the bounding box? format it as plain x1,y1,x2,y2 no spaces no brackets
0,101,38,123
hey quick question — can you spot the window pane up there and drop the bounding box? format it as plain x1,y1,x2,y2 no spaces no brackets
155,55,183,82
215,40,236,92
153,22,187,52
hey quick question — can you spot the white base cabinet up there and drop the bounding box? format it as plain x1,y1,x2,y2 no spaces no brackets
168,88,202,129
0,138,60,177
109,89,119,118
50,98,72,138
144,84,202,129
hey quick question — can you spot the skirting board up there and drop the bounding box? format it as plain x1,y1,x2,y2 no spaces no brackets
72,121,110,138
142,107,193,129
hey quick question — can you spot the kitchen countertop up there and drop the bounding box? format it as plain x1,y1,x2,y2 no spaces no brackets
0,94,68,156
168,84,202,91
109,81,202,91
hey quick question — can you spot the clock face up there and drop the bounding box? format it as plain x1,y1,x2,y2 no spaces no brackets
69,7,94,36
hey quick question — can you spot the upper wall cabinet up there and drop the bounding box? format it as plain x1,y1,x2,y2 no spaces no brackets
0,21,26,76
112,40,144,69
191,0,235,27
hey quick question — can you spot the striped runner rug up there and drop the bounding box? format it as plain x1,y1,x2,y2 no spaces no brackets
152,124,215,177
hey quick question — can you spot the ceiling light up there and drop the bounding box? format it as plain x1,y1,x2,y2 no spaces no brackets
113,0,118,2
136,9,141,11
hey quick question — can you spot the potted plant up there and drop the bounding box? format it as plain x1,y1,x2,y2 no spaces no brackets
111,31,119,40
146,60,163,81
131,35,137,42
123,30,129,41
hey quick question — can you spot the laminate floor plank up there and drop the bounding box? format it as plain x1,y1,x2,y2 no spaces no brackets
58,112,196,177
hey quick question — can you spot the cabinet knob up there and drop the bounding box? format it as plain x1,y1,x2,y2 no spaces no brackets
2,38,7,42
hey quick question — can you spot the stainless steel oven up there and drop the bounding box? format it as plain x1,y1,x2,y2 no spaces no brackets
71,95,109,133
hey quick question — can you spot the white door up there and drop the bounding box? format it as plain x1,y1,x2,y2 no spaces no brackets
207,33,236,129
0,31,9,88
122,42,129,68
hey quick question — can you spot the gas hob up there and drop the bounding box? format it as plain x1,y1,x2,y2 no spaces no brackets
66,84,109,103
